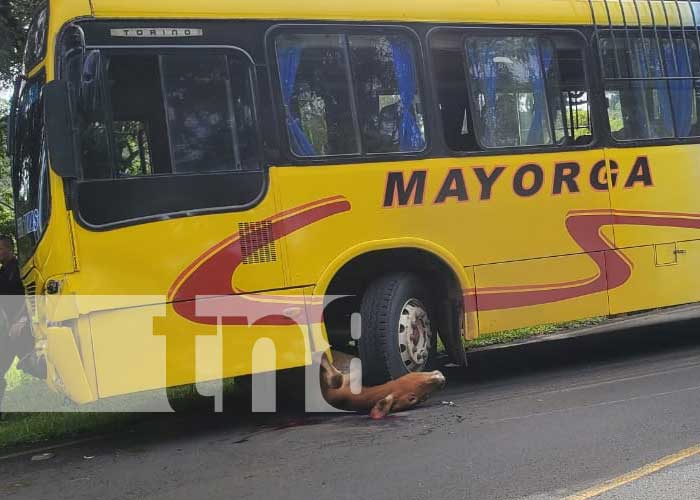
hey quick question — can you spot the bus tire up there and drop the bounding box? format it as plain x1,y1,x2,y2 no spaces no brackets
359,272,437,386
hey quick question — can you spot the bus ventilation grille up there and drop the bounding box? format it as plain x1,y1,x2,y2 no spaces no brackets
239,221,277,264
25,282,37,317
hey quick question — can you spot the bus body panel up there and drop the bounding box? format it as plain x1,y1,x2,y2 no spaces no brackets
604,144,700,315
16,0,700,404
474,252,610,334
607,145,700,248
65,191,286,299
90,289,312,399
45,325,95,404
274,151,612,279
85,0,693,28
607,242,700,315
30,170,80,280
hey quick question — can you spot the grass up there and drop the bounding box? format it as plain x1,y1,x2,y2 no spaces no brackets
1,364,138,450
4,359,32,392
464,317,607,350
0,411,144,451
0,362,237,452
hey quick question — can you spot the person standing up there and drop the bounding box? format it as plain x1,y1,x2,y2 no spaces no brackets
0,235,34,411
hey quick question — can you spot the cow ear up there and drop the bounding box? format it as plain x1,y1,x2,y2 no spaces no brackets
370,394,395,420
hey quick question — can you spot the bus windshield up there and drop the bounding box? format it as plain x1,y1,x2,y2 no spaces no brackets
11,74,50,266
66,50,260,180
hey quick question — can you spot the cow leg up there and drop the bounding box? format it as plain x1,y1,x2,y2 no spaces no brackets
319,352,344,391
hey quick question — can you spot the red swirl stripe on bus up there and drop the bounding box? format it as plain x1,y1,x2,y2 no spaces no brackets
467,210,700,312
168,196,351,325
169,200,700,323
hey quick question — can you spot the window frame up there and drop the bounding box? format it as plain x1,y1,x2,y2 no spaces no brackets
73,44,265,179
426,25,599,156
266,24,431,163
10,70,51,266
595,29,700,145
23,2,49,74
466,35,560,150
58,42,269,230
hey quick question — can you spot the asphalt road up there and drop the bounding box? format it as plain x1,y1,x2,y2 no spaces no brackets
4,306,700,500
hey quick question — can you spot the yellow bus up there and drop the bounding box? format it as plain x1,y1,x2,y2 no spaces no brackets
8,0,700,404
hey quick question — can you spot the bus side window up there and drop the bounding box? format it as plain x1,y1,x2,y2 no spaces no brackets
466,35,554,148
274,31,426,157
64,52,113,180
275,34,360,157
601,35,700,140
462,32,591,149
430,32,479,152
77,50,261,180
606,90,625,138
554,44,593,146
107,54,165,177
348,34,426,154
161,53,260,173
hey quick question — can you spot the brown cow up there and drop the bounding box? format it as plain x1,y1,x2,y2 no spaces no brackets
320,351,446,419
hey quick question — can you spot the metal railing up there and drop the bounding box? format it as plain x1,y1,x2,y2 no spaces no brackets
587,0,700,138
586,0,700,79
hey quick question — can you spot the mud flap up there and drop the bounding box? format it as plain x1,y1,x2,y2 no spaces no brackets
437,299,468,367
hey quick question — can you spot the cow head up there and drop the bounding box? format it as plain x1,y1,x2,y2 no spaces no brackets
369,371,446,419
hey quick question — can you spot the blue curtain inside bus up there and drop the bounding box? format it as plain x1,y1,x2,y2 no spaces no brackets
634,43,660,137
277,46,316,156
468,37,552,147
664,42,693,137
526,42,553,145
466,42,498,146
389,39,425,152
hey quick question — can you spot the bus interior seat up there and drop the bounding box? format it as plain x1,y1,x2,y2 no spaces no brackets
574,134,592,145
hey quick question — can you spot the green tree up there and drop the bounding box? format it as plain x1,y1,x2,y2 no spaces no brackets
0,98,15,237
0,0,42,238
0,0,43,85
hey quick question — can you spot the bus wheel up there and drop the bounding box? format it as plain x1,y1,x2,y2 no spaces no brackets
359,272,436,386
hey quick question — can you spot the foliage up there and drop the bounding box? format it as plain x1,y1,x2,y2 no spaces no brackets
114,122,153,176
0,370,238,450
0,0,44,86
0,98,14,237
0,0,42,238
464,317,607,350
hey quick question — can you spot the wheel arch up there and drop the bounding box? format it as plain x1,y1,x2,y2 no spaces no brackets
315,238,469,367
315,238,470,296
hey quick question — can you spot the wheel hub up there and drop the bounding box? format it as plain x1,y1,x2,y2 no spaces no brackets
398,298,432,372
